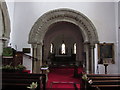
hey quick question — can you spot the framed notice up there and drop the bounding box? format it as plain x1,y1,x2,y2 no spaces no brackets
98,43,114,64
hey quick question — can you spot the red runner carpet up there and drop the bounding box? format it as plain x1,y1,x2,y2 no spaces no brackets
51,82,75,88
46,67,83,89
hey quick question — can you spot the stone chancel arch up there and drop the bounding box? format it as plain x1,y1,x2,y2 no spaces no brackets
28,8,99,73
29,8,98,44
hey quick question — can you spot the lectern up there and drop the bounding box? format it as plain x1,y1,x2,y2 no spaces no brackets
103,58,113,74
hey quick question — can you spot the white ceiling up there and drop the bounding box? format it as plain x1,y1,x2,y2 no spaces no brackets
5,0,119,2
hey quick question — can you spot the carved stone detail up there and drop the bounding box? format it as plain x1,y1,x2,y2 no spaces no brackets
28,8,99,45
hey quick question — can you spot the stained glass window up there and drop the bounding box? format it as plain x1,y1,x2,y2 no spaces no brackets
74,43,76,54
50,43,53,53
61,43,65,54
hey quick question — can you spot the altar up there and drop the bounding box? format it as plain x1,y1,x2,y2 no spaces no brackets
50,54,76,66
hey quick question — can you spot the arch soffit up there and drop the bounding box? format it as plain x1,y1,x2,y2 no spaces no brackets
28,8,99,45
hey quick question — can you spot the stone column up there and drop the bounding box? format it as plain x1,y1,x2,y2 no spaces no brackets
36,44,43,73
90,44,95,74
32,43,43,73
84,43,90,74
32,44,37,73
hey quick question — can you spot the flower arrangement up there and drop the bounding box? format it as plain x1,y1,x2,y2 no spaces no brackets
82,72,93,84
82,73,88,81
2,65,14,70
2,47,13,56
15,64,26,71
2,64,26,72
41,65,48,68
88,79,93,84
41,65,49,73
27,82,38,90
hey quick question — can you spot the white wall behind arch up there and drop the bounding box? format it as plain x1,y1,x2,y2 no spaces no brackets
8,2,117,50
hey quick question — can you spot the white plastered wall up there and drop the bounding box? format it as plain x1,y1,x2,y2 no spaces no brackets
118,1,120,73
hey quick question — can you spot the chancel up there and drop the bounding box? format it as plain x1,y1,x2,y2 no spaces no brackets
0,0,120,90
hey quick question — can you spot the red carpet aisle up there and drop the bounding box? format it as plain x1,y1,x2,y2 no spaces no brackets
46,67,83,89
51,82,75,89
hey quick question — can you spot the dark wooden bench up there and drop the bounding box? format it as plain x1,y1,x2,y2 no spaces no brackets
85,74,120,90
2,72,46,90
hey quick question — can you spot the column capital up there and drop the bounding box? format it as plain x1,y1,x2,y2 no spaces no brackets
32,44,37,48
84,42,90,45
32,42,43,48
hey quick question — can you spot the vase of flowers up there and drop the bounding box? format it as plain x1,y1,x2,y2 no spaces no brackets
82,72,93,88
2,65,15,72
27,82,38,90
15,64,26,72
82,73,88,81
82,72,93,83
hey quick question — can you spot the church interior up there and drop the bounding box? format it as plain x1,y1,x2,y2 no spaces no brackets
0,0,120,90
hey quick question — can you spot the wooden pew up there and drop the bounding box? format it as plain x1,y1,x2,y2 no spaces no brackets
2,73,46,90
86,74,120,90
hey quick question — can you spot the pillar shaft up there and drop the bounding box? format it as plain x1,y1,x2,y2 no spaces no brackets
90,44,95,74
32,44,43,73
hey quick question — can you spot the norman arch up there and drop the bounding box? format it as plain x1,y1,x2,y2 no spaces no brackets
28,8,99,73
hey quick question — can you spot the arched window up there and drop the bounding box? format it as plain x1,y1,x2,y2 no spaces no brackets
61,43,66,54
50,43,53,53
74,43,76,54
